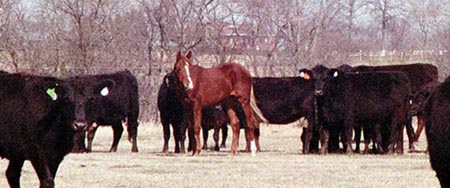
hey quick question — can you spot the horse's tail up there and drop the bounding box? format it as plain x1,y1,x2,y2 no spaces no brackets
250,85,269,124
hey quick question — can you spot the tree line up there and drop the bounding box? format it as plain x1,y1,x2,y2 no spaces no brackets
1,0,449,122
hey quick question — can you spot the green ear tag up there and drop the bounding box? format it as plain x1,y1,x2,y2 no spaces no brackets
46,88,58,101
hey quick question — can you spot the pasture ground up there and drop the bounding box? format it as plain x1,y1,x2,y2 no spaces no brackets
0,121,439,188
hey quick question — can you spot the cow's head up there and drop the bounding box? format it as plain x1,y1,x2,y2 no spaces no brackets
409,81,439,115
26,76,79,131
173,51,194,90
164,72,189,101
63,77,90,131
309,65,345,97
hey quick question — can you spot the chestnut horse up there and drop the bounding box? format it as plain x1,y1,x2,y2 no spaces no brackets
172,51,264,156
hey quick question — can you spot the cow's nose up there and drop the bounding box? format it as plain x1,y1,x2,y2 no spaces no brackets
73,121,87,131
315,90,323,96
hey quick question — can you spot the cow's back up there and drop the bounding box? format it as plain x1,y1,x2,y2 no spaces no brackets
253,77,314,124
82,70,139,123
324,71,410,121
354,63,437,92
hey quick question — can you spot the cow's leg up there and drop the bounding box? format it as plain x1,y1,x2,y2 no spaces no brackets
362,127,372,154
213,126,220,151
202,126,209,150
171,125,180,153
86,124,98,152
415,114,425,142
110,121,124,152
405,115,417,152
354,127,361,153
192,102,202,156
301,128,311,154
48,157,63,179
179,125,187,153
342,127,353,154
127,118,139,153
220,123,228,148
6,158,25,188
29,152,54,188
72,130,87,153
396,122,405,154
319,128,330,155
227,108,240,155
187,123,195,152
173,124,181,153
373,123,384,154
328,127,340,153
161,118,170,153
387,121,400,154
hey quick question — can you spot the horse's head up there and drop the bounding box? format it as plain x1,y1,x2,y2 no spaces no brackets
173,51,194,90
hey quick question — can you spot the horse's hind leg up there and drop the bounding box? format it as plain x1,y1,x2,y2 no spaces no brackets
239,101,257,155
227,108,240,155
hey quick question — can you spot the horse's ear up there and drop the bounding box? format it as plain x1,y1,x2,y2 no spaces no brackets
176,51,182,61
186,51,192,60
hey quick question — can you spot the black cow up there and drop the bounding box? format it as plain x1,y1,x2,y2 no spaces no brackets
424,76,450,187
0,73,80,188
158,73,189,153
252,76,316,153
308,65,411,154
341,63,439,145
201,105,229,151
70,70,140,153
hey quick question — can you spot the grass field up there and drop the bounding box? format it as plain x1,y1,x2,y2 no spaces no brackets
0,122,440,188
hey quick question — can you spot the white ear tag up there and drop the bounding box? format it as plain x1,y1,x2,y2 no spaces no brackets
333,71,339,77
300,72,305,78
409,100,413,104
101,87,109,96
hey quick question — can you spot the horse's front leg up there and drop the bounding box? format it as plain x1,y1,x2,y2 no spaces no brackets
192,103,202,156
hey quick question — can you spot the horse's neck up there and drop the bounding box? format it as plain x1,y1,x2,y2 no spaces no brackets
189,64,204,77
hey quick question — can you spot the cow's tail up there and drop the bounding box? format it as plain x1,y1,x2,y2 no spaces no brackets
250,85,268,124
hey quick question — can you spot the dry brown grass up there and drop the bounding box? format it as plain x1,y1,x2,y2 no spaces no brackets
0,122,439,188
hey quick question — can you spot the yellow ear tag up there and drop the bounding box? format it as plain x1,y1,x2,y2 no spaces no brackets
46,88,58,101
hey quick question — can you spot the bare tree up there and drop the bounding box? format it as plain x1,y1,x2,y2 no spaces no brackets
0,0,25,72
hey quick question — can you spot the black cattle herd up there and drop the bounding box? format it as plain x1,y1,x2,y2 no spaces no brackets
0,55,448,187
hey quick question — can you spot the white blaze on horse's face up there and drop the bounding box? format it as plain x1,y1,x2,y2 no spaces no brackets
184,64,194,90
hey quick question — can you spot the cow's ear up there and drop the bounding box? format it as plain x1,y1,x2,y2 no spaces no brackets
299,69,311,80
